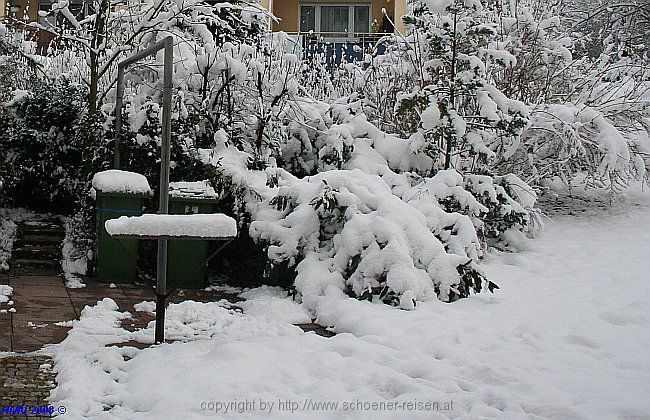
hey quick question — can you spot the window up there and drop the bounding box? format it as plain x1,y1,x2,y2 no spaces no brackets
320,6,348,33
38,0,86,27
38,2,56,26
300,5,315,32
299,3,371,38
353,6,369,33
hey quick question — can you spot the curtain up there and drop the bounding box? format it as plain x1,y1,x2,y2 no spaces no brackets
320,6,349,33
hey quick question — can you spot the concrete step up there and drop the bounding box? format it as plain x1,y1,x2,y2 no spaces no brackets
17,220,64,237
17,227,65,237
8,266,61,276
11,258,60,270
15,234,63,246
12,245,61,260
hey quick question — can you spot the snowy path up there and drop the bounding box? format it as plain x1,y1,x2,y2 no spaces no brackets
49,194,650,419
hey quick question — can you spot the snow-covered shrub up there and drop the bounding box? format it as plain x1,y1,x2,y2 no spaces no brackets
565,0,649,60
0,22,40,103
355,0,530,174
512,101,649,190
436,172,537,248
482,0,650,189
349,1,648,193
0,79,86,212
218,164,497,306
206,97,537,306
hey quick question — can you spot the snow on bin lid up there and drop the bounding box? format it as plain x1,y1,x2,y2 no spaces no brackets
92,170,152,195
105,214,237,239
169,181,218,199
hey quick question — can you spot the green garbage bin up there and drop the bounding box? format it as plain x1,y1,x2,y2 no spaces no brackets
93,171,151,284
166,182,219,289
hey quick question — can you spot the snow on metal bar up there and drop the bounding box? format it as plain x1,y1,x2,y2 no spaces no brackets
105,214,237,240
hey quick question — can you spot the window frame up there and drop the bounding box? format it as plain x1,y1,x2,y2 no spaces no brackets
38,0,88,28
298,3,371,41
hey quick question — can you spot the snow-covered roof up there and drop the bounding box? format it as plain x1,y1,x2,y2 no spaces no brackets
105,214,237,239
92,170,152,196
169,181,218,199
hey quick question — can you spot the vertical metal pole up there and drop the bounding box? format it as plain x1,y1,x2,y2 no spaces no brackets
114,66,125,169
155,36,174,344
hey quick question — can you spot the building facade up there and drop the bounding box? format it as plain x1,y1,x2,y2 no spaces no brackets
2,1,407,36
260,0,406,37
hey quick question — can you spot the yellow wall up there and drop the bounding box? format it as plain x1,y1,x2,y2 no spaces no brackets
271,0,398,33
3,0,38,22
393,0,405,34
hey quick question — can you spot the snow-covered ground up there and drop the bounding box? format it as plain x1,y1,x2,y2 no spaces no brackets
47,190,650,419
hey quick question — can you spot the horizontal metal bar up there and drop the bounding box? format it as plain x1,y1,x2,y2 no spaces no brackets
118,37,170,70
109,234,237,241
284,32,393,36
98,208,143,215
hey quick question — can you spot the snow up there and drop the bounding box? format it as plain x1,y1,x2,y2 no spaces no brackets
65,276,87,289
0,284,12,304
169,181,218,199
420,102,441,130
238,286,312,324
105,214,237,239
0,216,17,271
423,0,452,14
61,216,89,283
134,301,156,314
91,170,152,196
47,190,650,419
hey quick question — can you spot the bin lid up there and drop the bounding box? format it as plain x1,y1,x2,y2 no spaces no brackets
169,181,218,200
91,170,153,198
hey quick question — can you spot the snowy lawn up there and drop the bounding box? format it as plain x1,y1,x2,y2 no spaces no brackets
48,193,650,419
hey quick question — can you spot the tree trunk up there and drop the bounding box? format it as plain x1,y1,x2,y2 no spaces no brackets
444,9,459,170
89,0,109,113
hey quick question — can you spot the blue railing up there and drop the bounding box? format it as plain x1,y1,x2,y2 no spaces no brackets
281,32,392,67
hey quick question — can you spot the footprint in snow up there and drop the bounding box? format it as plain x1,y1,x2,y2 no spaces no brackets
564,332,602,350
600,311,647,327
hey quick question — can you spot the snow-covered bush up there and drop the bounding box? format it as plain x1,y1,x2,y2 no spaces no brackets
355,0,529,175
213,154,499,306
0,22,41,103
487,1,650,189
0,79,86,212
565,0,649,59
344,1,649,192
206,94,537,307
